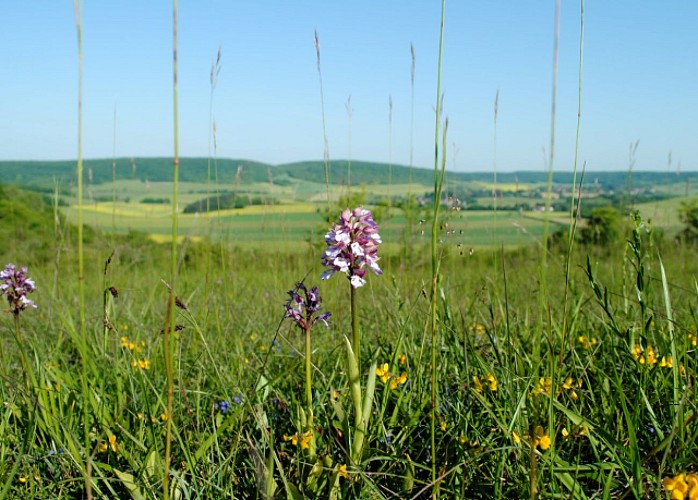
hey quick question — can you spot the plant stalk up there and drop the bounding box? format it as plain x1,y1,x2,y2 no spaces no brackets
164,1,180,498
350,283,360,368
304,325,315,459
430,1,447,496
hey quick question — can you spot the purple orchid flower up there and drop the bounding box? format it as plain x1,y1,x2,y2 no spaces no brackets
284,282,331,331
321,206,382,288
0,264,37,315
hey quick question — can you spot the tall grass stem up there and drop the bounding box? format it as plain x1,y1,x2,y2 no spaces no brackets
73,1,91,496
430,1,447,494
164,1,180,497
315,30,331,208
561,0,584,349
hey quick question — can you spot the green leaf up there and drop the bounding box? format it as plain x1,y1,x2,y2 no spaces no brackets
114,469,146,500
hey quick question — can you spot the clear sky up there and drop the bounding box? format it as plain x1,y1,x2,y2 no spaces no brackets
2,1,696,172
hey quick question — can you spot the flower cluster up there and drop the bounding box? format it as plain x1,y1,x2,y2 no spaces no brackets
283,430,313,450
321,207,382,288
561,376,583,401
632,343,673,367
215,401,231,413
663,472,698,500
531,377,553,397
120,336,145,352
99,434,119,453
0,264,37,314
513,427,551,451
689,333,697,348
284,282,330,331
376,363,408,390
632,344,658,365
531,426,551,450
469,323,485,336
577,335,598,349
131,358,150,370
473,373,498,393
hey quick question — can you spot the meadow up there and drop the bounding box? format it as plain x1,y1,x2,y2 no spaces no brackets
2,1,698,499
1,172,698,499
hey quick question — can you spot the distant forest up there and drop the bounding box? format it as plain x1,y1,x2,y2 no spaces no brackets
1,158,696,191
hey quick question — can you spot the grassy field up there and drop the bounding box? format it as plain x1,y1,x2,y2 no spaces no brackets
1,180,698,498
61,195,560,250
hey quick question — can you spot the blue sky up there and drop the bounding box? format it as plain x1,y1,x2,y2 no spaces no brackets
2,1,696,171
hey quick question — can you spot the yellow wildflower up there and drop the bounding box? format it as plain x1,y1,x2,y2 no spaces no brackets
688,333,697,347
534,426,551,450
283,434,299,446
577,335,598,349
440,420,447,432
459,434,467,444
663,472,698,500
532,377,552,397
160,413,168,422
120,336,141,351
512,431,521,444
646,345,658,365
634,344,659,365
469,323,485,335
473,376,483,393
486,373,497,391
283,431,313,450
390,372,408,390
398,354,407,365
562,376,580,400
337,464,351,480
376,363,391,384
299,431,313,450
661,356,673,368
108,435,119,452
19,476,28,483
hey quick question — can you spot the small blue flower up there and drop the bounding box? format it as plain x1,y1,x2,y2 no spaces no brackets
378,431,393,447
233,395,242,405
215,401,231,414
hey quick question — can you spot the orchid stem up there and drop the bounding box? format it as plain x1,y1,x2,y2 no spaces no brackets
350,284,359,368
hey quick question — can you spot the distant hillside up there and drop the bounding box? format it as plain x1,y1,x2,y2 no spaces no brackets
1,158,697,191
0,158,273,189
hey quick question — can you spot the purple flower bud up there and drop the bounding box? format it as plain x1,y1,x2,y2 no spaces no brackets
0,264,37,315
321,206,382,288
284,282,331,332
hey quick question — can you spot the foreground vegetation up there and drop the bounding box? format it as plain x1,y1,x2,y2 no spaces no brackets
0,182,697,498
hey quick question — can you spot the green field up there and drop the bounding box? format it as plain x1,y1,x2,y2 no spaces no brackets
2,179,698,498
